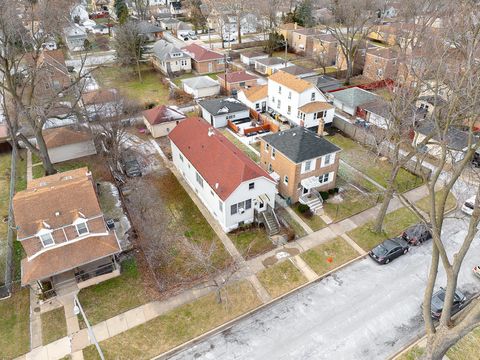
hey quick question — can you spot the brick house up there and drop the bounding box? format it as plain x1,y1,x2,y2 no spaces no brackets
183,43,225,74
260,127,341,205
291,28,322,54
363,47,399,80
13,168,122,294
217,70,258,94
311,34,338,66
278,22,303,46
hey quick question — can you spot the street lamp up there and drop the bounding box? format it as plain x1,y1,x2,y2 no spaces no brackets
74,294,105,360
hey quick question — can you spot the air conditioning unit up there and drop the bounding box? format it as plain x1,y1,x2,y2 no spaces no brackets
239,208,245,214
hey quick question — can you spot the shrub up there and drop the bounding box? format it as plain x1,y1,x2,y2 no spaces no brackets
320,191,329,200
328,188,336,195
303,210,314,218
334,187,340,194
297,203,310,214
285,227,296,242
144,102,156,109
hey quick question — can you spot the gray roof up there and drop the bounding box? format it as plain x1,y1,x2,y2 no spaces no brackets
418,95,447,107
256,57,286,66
280,65,317,77
137,21,164,34
182,76,219,89
331,87,380,108
416,121,474,151
304,75,343,93
198,97,248,115
360,99,390,118
152,39,189,61
262,128,341,163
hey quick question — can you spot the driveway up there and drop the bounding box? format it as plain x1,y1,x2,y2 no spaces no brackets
167,213,480,360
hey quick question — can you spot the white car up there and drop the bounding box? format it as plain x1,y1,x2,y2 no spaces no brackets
461,195,476,215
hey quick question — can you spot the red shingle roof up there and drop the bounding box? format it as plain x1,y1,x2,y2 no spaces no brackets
143,105,186,125
183,43,223,62
218,71,258,84
168,118,272,200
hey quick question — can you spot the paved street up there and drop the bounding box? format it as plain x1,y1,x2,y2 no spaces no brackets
168,211,480,360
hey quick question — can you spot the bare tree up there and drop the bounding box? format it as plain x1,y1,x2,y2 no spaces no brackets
133,0,150,20
223,0,251,44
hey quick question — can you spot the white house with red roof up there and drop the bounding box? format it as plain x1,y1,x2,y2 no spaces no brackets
169,117,277,232
183,43,225,74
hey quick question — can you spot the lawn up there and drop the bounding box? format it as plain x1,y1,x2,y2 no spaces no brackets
447,326,480,360
257,260,307,298
228,226,275,259
300,237,358,276
83,280,261,360
397,346,424,360
78,258,156,326
327,133,423,193
41,307,67,345
276,207,307,238
0,152,11,284
347,207,419,251
292,204,327,231
0,288,30,359
415,189,457,215
219,129,260,163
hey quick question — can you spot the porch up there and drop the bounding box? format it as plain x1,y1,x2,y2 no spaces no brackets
299,177,324,213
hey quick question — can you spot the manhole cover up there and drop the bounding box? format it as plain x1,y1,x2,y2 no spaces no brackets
33,307,41,313
276,251,290,259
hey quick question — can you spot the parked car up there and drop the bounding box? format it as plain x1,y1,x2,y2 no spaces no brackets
472,150,480,167
122,152,142,177
430,287,466,319
89,11,109,19
92,24,109,35
402,223,432,246
369,237,409,264
473,265,480,279
461,195,476,215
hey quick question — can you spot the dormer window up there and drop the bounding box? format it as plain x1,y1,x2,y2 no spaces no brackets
38,231,54,247
73,218,89,236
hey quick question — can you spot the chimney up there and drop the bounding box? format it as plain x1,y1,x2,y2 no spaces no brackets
294,22,298,30
318,118,325,136
208,127,215,137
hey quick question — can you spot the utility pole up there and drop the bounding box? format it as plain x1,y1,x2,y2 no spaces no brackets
74,294,105,360
284,40,288,67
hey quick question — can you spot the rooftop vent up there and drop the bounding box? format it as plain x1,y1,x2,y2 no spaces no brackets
54,211,60,217
207,127,215,137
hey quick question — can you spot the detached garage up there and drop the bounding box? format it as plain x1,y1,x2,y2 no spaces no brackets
43,126,96,163
182,76,220,99
330,87,379,116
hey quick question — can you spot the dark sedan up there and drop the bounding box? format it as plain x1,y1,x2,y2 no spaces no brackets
430,288,466,319
369,237,409,264
402,223,432,246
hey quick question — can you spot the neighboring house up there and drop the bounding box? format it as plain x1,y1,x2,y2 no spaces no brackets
159,18,179,30
183,43,225,74
42,126,97,163
278,22,303,46
64,24,87,52
169,1,185,15
254,57,292,76
311,34,338,66
267,71,334,128
291,28,323,54
303,75,343,95
169,118,277,232
217,71,258,94
363,47,399,80
279,65,317,79
182,76,220,98
336,40,374,73
359,99,391,129
151,39,191,75
416,95,447,115
198,97,250,128
240,50,269,66
13,167,122,291
331,87,379,116
137,21,164,41
260,127,341,205
71,4,89,23
143,105,186,138
81,89,120,119
237,85,268,113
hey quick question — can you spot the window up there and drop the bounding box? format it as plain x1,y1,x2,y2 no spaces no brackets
231,204,238,215
210,190,214,196
277,99,281,109
219,200,223,212
311,92,316,101
284,175,289,184
268,163,273,172
76,221,89,236
179,154,184,162
287,105,291,115
305,160,312,172
297,110,302,119
323,153,333,166
314,111,325,120
249,182,255,190
265,143,270,151
288,91,292,99
196,172,203,188
319,173,330,183
272,96,275,102
255,102,260,110
271,148,276,159
245,199,252,209
278,85,282,94
39,233,54,247
239,81,245,87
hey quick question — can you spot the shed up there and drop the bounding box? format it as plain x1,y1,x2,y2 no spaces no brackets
42,126,96,163
143,105,186,138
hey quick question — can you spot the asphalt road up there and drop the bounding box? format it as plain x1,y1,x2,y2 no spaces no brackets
167,211,480,360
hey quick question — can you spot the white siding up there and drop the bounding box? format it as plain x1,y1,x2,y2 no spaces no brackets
183,84,220,99
48,141,97,163
200,107,250,128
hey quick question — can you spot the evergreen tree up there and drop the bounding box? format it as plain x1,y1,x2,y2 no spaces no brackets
296,0,314,27
114,0,129,24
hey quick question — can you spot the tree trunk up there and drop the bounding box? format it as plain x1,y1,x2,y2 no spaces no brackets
372,166,399,233
237,17,241,44
34,128,56,175
136,59,143,82
345,57,353,85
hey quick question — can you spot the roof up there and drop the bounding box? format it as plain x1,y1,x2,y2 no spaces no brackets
304,75,343,93
242,85,268,102
143,105,185,125
168,118,272,200
292,28,322,36
262,128,341,163
255,57,286,66
43,126,93,148
268,71,313,93
331,87,380,108
298,101,334,113
312,33,337,43
360,99,390,118
21,233,120,284
366,47,398,60
278,23,304,31
152,39,188,60
241,50,268,59
13,168,102,238
280,65,316,77
183,43,223,62
218,71,258,84
416,121,473,151
82,89,117,105
138,21,164,34
198,97,248,115
182,76,219,89
418,95,447,107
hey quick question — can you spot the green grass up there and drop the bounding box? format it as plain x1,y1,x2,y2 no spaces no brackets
327,133,423,193
276,207,307,238
292,205,327,231
257,260,307,298
415,189,457,215
83,280,261,360
0,152,11,284
41,307,67,345
0,288,30,359
78,258,156,326
15,150,28,192
219,129,260,163
300,237,358,276
347,207,419,251
397,346,424,360
229,227,275,259
448,326,480,360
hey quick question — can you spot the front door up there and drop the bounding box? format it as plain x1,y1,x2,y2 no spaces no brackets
208,62,213,73
302,186,309,195
261,101,266,112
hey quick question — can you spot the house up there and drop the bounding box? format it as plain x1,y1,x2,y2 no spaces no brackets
13,168,122,291
217,71,258,94
182,76,220,98
260,127,341,205
64,24,87,52
416,95,447,115
143,105,186,138
303,75,343,94
169,1,185,15
336,40,375,73
240,50,269,66
159,18,179,30
137,21,164,41
237,85,268,113
363,47,399,80
291,28,323,54
183,43,225,74
267,71,334,128
331,87,379,116
359,99,391,129
70,4,89,23
279,65,317,79
151,39,191,75
278,22,303,46
81,88,120,119
169,118,277,232
311,34,338,66
198,98,250,128
254,57,291,76
42,126,97,163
